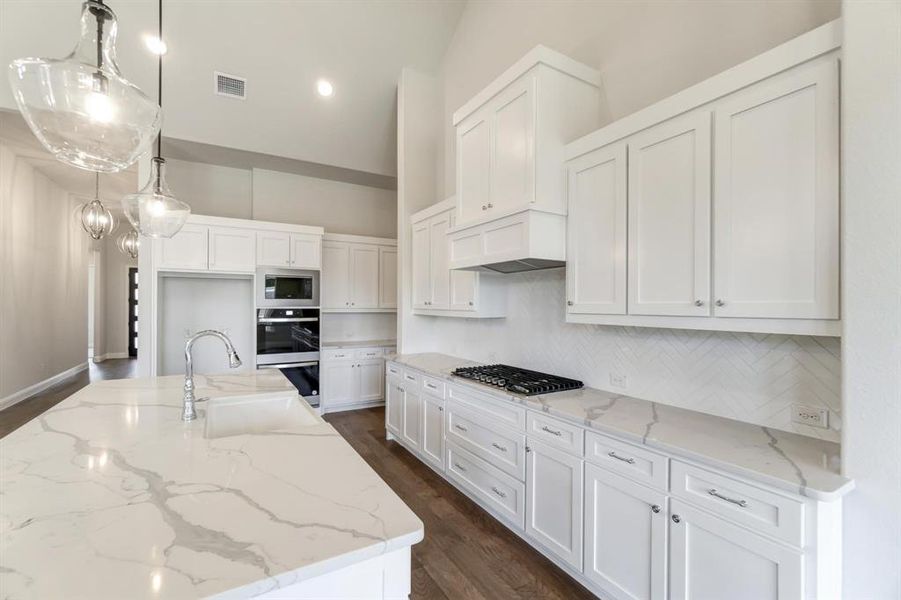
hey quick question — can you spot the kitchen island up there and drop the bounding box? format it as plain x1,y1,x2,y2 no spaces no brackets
0,371,423,599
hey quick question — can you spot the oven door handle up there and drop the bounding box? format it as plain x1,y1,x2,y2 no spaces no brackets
258,317,319,323
257,361,319,369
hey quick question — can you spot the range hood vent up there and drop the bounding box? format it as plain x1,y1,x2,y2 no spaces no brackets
481,258,565,274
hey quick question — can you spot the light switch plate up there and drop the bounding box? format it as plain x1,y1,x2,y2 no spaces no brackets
609,373,628,389
791,404,829,429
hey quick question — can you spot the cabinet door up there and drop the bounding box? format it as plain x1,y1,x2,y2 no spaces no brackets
450,270,478,311
323,361,357,408
566,143,627,315
349,244,380,309
357,359,384,402
490,74,535,213
421,394,445,470
256,231,291,267
525,439,584,570
385,377,403,437
669,500,803,600
429,213,451,309
208,227,255,272
457,113,491,225
321,242,350,309
156,224,208,270
379,247,397,309
401,386,422,450
290,234,321,269
713,58,839,319
584,464,667,600
628,112,711,316
411,221,431,309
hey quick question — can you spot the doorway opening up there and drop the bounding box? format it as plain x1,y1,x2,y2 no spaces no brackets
128,267,138,358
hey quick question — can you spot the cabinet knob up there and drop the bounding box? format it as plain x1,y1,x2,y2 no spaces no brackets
694,300,704,307
671,514,681,523
487,202,493,209
481,205,487,211
567,300,573,306
468,301,473,306
525,445,531,453
715,299,725,307
651,504,661,513
351,302,355,306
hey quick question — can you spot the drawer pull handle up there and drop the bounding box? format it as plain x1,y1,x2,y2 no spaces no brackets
405,375,416,381
454,424,469,433
426,383,437,390
541,426,563,437
491,442,507,452
491,486,506,498
438,406,444,412
454,462,467,472
608,451,635,465
651,504,661,513
708,488,748,508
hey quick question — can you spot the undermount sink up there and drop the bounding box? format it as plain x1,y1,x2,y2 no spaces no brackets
203,392,321,439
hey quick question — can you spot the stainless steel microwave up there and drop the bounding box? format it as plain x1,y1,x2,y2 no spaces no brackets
256,268,319,308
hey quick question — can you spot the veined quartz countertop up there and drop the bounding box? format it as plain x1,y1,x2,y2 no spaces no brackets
388,353,853,501
321,339,397,349
0,372,423,599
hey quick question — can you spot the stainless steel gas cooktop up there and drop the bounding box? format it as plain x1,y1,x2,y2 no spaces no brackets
451,364,584,396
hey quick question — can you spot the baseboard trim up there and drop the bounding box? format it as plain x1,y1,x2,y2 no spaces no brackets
92,352,129,363
0,362,89,411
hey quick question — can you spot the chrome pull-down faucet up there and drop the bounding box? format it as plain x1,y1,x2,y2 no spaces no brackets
183,330,242,421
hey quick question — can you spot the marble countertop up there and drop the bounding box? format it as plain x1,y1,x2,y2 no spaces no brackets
321,339,397,349
0,372,423,599
388,353,853,501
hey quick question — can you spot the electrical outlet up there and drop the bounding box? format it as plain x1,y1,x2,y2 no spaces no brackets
791,404,829,429
609,373,628,389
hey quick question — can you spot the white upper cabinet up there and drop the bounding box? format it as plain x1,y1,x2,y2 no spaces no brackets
208,226,256,273
290,234,321,269
628,112,711,317
256,231,292,267
452,47,601,267
379,247,397,309
349,244,379,309
321,235,397,312
155,224,209,271
713,59,839,320
566,142,627,315
411,221,431,309
322,242,351,309
429,213,451,309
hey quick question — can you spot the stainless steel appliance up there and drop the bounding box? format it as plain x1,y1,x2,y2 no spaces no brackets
256,267,319,308
452,364,583,396
256,307,320,407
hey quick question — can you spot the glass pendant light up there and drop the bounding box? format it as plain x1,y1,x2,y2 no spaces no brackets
121,0,189,238
80,173,117,239
117,227,139,258
7,1,161,173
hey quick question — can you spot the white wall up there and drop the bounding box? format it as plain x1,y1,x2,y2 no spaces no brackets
165,159,253,220
840,1,901,597
0,144,90,399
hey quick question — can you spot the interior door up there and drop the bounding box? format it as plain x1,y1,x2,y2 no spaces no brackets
350,244,380,309
669,500,803,600
256,231,291,267
525,439,584,570
411,221,431,309
490,73,535,213
713,58,839,319
584,464,667,600
628,111,711,317
321,242,350,309
566,143,627,315
378,247,397,309
429,213,451,309
457,113,491,225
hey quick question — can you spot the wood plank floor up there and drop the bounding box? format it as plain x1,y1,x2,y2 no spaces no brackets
0,359,137,438
324,407,597,600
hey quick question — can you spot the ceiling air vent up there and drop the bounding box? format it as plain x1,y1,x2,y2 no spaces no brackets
214,72,246,100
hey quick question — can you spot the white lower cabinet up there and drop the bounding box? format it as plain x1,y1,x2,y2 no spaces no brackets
401,385,422,451
385,376,403,438
668,499,803,600
321,347,388,413
525,439,584,570
420,394,445,470
584,464,667,600
447,441,526,530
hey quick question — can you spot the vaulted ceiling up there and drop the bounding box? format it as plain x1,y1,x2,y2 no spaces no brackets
0,0,466,179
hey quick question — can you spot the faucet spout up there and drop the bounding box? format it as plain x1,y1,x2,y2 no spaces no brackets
183,330,242,422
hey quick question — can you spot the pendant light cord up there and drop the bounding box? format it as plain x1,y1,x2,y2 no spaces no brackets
156,0,163,159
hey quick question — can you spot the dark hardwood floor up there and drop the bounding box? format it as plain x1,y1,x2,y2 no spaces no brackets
0,359,137,438
324,406,596,600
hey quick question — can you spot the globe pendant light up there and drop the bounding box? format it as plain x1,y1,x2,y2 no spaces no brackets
121,0,190,238
117,227,139,258
80,173,117,240
7,1,161,173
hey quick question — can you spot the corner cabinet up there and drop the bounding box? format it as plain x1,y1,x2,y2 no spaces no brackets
321,234,397,313
410,197,506,318
564,47,841,336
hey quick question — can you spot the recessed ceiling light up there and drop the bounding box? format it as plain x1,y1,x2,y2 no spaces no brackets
143,34,168,56
316,79,334,97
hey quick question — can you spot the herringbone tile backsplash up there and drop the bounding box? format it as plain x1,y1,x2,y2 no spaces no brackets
413,269,841,442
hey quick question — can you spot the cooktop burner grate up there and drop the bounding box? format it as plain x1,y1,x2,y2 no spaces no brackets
451,364,584,396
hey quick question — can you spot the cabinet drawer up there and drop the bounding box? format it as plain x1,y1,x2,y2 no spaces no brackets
421,375,446,398
322,348,354,361
526,412,584,455
447,402,526,480
671,460,804,547
447,441,525,530
448,384,526,430
585,431,668,490
354,347,384,360
402,370,421,385
385,362,403,378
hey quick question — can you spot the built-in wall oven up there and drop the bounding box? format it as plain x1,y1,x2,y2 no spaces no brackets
256,268,319,308
256,307,320,407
